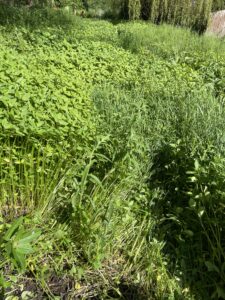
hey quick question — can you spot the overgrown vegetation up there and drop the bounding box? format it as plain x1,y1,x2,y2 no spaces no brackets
1,0,225,32
0,6,225,300
212,0,225,11
117,0,220,32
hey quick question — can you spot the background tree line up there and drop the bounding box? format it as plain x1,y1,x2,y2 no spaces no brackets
0,0,224,31
115,0,225,32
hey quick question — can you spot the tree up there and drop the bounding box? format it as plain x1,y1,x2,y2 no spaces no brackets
128,0,141,19
212,0,225,11
140,0,214,32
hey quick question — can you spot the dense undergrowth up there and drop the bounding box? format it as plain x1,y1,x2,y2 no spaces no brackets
0,8,225,300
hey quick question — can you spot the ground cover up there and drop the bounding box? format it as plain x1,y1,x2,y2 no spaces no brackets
0,9,225,299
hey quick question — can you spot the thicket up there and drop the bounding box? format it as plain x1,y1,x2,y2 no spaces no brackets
0,7,225,300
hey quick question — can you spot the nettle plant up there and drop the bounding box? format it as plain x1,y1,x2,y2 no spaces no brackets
0,217,41,294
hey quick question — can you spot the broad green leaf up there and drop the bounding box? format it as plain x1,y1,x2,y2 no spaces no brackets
3,217,23,241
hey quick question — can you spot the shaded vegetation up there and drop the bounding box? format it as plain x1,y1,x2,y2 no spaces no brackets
111,0,224,33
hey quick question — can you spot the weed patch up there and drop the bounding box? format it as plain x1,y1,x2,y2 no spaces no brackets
0,13,225,300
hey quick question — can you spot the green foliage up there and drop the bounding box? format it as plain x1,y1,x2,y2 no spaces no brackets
0,216,41,298
150,143,225,299
128,0,141,19
212,0,225,11
112,0,217,32
2,217,41,271
0,4,81,28
0,12,225,299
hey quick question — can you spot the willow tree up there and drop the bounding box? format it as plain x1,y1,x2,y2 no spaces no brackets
140,0,150,19
174,0,193,26
191,0,212,33
212,0,225,10
148,0,160,22
128,0,141,19
146,0,193,25
141,0,214,32
111,0,214,32
181,0,193,26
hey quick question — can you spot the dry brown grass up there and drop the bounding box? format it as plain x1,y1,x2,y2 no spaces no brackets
207,10,225,37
